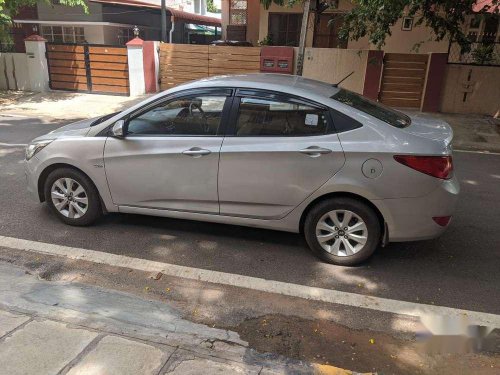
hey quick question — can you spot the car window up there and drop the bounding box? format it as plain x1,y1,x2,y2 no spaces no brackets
127,95,227,136
331,89,411,128
235,97,328,136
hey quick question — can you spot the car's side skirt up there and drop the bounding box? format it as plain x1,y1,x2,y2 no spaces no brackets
118,205,300,233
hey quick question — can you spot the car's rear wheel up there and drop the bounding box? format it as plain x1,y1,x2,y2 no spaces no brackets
304,197,381,266
44,168,102,226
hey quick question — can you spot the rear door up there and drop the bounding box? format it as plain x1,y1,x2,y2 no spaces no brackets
218,89,345,219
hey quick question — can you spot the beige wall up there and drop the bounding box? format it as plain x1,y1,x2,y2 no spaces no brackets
246,0,260,45
83,25,106,44
440,65,500,116
221,0,229,39
381,19,449,53
258,3,313,46
221,1,449,52
0,53,30,91
296,47,369,94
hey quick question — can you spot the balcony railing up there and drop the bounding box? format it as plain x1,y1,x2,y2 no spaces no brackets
448,41,500,66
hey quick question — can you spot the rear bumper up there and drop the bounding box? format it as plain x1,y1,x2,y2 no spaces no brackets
379,175,460,242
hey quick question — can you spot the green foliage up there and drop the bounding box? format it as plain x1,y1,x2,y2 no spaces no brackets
258,34,274,45
261,0,499,52
207,0,220,13
471,43,497,64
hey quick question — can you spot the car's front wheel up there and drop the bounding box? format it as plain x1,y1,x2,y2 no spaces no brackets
44,168,102,226
304,197,381,266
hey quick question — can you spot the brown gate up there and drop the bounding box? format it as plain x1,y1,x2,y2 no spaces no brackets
379,53,429,108
159,43,261,90
46,44,129,95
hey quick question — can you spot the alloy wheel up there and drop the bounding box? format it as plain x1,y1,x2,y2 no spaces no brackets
315,209,368,256
51,178,88,219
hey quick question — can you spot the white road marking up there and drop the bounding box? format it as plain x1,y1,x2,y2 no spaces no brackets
0,235,499,328
0,142,27,147
0,114,29,118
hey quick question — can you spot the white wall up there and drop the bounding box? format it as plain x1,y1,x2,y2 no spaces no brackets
0,53,31,91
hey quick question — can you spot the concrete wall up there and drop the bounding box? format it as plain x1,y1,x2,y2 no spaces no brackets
37,2,103,22
296,47,369,94
0,53,31,91
440,65,500,117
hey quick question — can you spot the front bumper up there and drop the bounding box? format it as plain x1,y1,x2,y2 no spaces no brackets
379,175,460,242
25,158,41,202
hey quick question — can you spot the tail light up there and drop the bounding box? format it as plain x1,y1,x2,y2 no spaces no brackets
433,216,452,226
394,155,453,180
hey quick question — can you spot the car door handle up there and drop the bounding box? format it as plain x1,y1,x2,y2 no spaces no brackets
182,147,211,157
299,146,332,157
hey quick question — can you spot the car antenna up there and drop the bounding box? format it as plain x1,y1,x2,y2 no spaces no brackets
332,71,354,87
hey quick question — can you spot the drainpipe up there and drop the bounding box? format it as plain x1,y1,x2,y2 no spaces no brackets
169,16,175,43
161,0,166,42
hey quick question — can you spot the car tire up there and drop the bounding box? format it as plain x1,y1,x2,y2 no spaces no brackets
304,197,381,266
44,168,102,226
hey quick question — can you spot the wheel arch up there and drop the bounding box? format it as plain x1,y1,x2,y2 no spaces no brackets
299,192,387,243
37,163,107,213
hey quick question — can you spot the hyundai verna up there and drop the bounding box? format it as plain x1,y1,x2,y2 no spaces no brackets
25,74,459,265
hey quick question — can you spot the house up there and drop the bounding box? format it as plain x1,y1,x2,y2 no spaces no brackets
220,0,499,54
9,0,221,52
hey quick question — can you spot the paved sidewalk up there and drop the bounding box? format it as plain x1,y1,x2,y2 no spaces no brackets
0,262,362,375
0,91,150,121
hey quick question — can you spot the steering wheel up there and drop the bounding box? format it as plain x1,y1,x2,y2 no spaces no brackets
188,102,210,133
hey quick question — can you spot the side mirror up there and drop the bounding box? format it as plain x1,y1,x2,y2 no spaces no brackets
111,120,125,138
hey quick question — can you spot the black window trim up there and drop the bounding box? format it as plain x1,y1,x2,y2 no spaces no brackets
226,89,335,137
101,88,234,138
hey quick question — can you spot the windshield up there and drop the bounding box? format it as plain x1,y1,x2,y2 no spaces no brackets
90,112,120,126
331,89,411,128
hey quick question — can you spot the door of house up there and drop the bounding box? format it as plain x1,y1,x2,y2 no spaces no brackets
379,53,429,108
46,43,130,95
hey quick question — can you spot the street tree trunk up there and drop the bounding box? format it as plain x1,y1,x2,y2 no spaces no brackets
296,0,311,76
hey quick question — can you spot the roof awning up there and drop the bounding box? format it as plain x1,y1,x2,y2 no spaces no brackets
90,0,222,26
13,20,138,28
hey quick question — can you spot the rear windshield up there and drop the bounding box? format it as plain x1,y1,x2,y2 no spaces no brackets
331,89,411,128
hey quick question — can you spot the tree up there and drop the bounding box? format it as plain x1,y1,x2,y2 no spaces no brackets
261,1,500,52
1,0,87,41
207,0,220,13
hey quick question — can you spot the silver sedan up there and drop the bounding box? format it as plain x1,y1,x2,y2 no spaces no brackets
25,74,459,265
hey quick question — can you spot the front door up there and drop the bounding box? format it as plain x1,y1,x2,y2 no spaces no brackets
218,91,345,219
104,90,231,214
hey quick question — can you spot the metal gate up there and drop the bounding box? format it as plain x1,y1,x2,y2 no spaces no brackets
379,53,429,108
46,44,129,95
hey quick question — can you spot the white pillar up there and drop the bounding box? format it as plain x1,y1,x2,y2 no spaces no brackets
126,37,146,96
24,35,49,92
153,41,160,92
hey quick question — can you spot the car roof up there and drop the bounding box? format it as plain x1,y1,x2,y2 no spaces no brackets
172,73,341,102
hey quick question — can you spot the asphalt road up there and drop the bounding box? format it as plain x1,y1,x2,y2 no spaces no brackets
1,114,499,315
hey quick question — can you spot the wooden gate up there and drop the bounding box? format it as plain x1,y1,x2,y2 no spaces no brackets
46,44,129,95
159,43,261,90
379,53,429,108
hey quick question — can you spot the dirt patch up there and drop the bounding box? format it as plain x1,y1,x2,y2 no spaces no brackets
233,315,499,375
